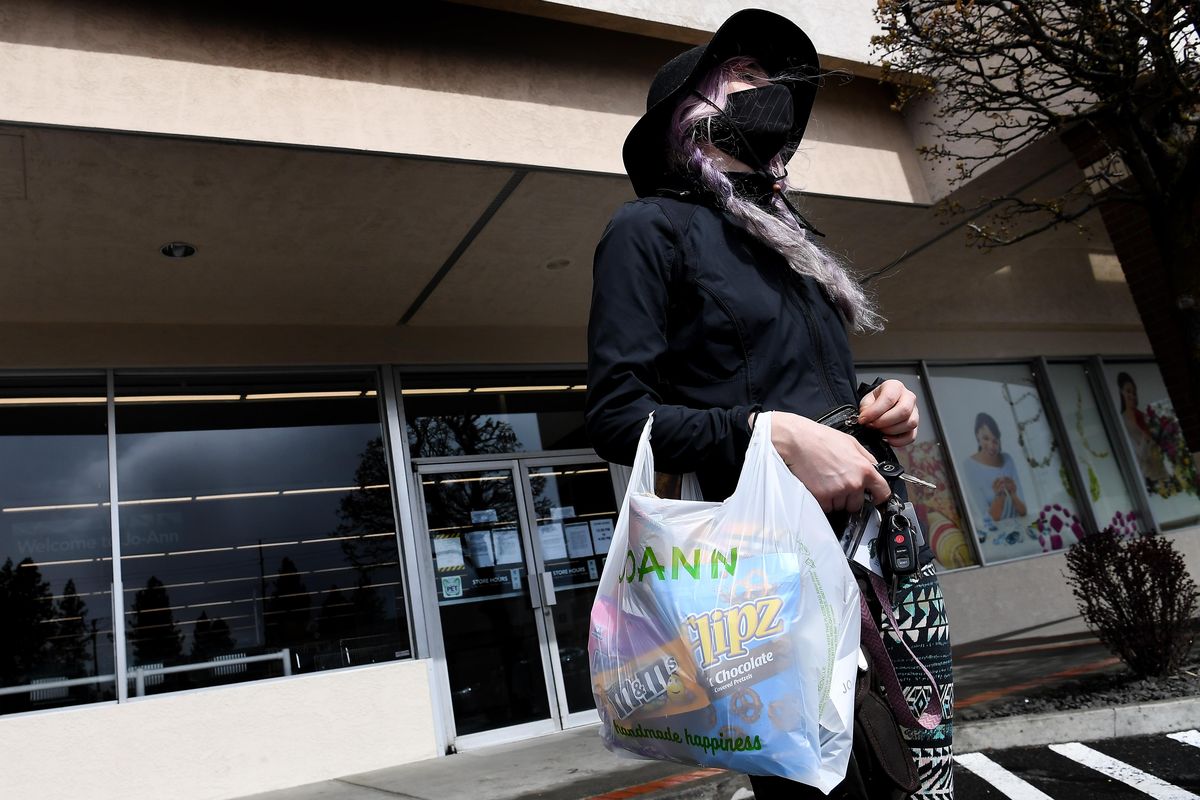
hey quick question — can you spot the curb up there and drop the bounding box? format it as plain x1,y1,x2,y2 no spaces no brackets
589,769,750,800
956,695,1200,752
582,697,1200,798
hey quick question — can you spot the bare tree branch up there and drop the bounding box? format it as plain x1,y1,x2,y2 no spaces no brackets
873,0,1200,451
874,0,1198,203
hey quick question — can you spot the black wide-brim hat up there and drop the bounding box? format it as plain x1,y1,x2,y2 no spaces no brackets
622,9,820,199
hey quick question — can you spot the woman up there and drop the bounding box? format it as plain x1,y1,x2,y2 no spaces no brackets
961,413,1038,557
965,413,1028,525
1117,372,1171,489
586,10,953,799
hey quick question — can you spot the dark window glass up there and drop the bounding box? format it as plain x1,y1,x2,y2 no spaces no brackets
114,372,410,697
402,374,588,459
0,376,115,715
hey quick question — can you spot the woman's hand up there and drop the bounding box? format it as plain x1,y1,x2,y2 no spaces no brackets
857,379,919,447
769,411,892,513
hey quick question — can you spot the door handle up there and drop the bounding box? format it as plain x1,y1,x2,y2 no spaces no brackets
541,571,557,607
529,570,542,610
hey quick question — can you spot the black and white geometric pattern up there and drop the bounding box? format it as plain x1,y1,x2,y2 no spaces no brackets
872,563,956,798
913,745,955,800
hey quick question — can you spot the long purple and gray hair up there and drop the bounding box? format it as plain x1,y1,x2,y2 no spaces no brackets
667,57,883,333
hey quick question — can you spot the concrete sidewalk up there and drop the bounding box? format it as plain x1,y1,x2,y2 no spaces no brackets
240,633,1130,800
953,630,1122,713
241,724,748,800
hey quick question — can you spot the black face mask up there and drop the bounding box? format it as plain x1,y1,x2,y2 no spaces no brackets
687,85,824,238
701,83,794,170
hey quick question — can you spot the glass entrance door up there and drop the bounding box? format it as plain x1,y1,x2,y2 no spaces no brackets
417,465,554,740
415,455,619,743
518,458,617,728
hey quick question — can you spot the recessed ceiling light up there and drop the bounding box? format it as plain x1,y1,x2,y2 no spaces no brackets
160,241,197,258
543,258,571,271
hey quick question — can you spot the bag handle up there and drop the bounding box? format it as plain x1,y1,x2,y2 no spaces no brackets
627,411,777,505
622,413,658,509
723,411,793,502
857,569,943,731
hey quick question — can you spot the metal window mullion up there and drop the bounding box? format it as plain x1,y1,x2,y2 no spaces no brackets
1033,358,1100,535
411,448,598,467
407,464,457,753
1088,356,1158,532
918,361,987,567
514,459,568,728
380,367,432,661
105,369,129,702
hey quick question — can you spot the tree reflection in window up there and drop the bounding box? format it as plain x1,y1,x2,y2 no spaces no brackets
129,576,184,690
409,415,523,460
0,558,55,687
411,416,551,523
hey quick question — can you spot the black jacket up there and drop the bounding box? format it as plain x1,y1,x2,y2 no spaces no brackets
586,195,860,501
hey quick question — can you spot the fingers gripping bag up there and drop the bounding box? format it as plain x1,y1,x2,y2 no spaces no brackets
589,412,860,793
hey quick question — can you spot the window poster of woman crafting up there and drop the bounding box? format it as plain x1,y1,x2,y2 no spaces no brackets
871,369,978,571
1104,361,1200,529
929,365,1083,564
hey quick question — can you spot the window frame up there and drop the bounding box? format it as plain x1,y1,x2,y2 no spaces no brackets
105,366,420,703
0,352,1185,717
1093,355,1198,531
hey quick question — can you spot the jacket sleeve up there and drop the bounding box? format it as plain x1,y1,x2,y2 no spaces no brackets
585,201,757,473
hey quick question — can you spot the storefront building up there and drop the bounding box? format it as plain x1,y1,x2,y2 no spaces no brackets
0,2,1197,798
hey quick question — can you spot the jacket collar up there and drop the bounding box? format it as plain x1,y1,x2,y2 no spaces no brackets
652,172,824,237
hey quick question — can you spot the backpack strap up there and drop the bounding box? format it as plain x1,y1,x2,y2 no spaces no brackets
645,196,700,294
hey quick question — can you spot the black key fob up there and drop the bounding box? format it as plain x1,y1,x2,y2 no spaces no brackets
879,497,919,577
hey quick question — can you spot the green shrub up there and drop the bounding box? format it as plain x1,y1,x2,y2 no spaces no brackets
1064,529,1199,678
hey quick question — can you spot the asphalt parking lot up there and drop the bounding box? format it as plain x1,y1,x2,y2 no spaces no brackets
955,729,1200,798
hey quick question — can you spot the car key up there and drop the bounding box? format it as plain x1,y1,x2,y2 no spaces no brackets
873,461,938,491
898,472,937,490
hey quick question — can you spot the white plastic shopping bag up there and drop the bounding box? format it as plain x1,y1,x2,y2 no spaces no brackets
588,412,860,792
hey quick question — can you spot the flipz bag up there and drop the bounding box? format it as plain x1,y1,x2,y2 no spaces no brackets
589,412,860,793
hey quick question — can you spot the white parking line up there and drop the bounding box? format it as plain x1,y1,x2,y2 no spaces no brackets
1049,742,1200,800
1168,730,1200,749
955,752,1055,799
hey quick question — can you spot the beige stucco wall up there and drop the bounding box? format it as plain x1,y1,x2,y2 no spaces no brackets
0,321,1154,369
0,660,437,800
852,327,1152,363
475,0,883,66
0,0,924,203
939,526,1200,646
0,3,1154,365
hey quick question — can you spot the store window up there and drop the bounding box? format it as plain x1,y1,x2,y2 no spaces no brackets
1045,363,1141,534
866,368,977,570
114,372,410,697
1101,361,1200,529
0,376,115,716
928,365,1082,563
402,374,588,459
